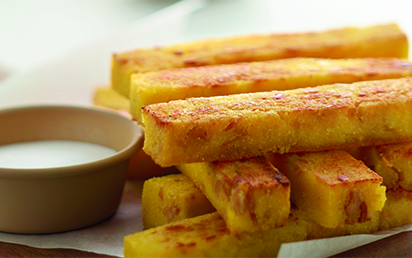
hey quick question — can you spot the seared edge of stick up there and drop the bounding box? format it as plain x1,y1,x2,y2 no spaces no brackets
143,77,412,167
177,156,290,234
268,150,386,228
142,174,216,229
124,188,412,257
131,58,412,123
114,23,408,98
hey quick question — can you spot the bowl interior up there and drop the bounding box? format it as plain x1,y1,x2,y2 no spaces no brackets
0,105,143,233
0,105,143,176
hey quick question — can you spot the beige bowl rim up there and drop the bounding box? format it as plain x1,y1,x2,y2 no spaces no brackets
0,105,143,179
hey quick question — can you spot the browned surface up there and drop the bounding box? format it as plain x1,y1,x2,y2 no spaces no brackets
280,150,382,186
176,157,291,234
144,77,412,124
116,24,407,73
133,58,412,89
211,156,290,188
143,77,412,167
114,23,408,98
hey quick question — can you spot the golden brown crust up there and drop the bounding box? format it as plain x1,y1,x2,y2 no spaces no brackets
124,211,308,257
143,77,412,167
269,150,386,228
177,157,290,234
357,142,412,191
119,24,407,71
142,174,216,229
114,23,408,97
211,157,289,187
290,150,382,186
124,189,412,257
144,79,412,123
134,58,412,89
130,58,412,123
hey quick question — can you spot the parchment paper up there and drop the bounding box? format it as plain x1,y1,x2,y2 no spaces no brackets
278,225,412,258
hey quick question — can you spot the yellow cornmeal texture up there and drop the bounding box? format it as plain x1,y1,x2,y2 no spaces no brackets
357,142,412,191
143,77,412,167
306,189,412,239
124,191,412,258
124,211,309,258
112,23,408,98
304,209,380,240
269,150,386,228
379,188,412,230
142,174,215,229
177,156,290,234
125,177,412,257
92,86,130,112
130,58,412,123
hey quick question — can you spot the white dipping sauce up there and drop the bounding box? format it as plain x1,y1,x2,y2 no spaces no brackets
0,140,117,168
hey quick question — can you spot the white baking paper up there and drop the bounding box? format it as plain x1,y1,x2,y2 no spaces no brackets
278,226,411,258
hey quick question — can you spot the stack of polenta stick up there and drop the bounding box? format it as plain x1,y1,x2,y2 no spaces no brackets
93,24,412,257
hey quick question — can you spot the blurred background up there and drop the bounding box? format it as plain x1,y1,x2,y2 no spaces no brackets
0,0,179,75
0,0,411,106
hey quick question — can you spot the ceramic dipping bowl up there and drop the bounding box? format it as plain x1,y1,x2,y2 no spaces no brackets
0,105,143,234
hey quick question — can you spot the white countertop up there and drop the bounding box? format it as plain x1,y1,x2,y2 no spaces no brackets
1,0,411,108
2,0,411,75
0,0,178,73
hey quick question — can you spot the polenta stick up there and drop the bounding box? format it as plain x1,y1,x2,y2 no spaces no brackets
356,142,412,191
267,150,386,228
176,156,290,234
130,58,412,123
124,211,308,258
142,174,215,229
141,147,411,229
141,155,406,229
307,188,412,240
93,86,130,112
379,188,412,230
113,23,408,98
124,189,412,257
143,77,412,167
139,167,379,236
